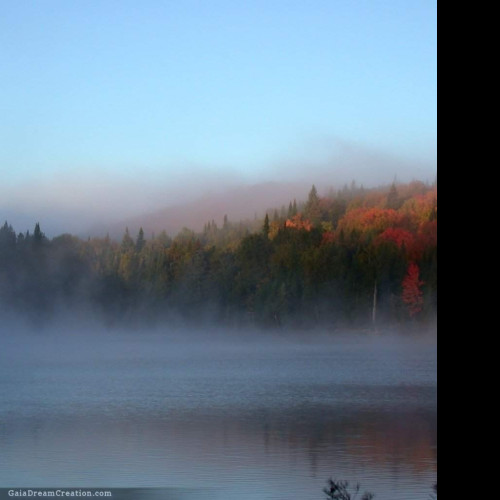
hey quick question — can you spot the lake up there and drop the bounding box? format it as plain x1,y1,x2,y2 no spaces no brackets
0,327,437,499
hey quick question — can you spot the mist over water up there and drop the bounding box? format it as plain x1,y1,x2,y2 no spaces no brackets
0,322,436,499
2,1,437,494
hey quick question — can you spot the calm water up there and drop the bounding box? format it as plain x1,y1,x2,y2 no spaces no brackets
0,328,437,499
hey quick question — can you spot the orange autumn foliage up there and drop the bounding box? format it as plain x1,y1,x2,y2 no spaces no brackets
285,214,313,231
336,207,407,235
399,189,437,228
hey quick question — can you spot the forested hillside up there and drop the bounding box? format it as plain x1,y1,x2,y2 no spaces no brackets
0,180,436,331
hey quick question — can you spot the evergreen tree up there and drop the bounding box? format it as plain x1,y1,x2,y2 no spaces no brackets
33,222,45,246
304,185,321,225
121,227,134,252
262,213,270,237
0,222,16,249
386,182,400,209
136,227,145,252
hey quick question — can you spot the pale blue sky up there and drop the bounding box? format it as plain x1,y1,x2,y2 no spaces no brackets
1,0,437,233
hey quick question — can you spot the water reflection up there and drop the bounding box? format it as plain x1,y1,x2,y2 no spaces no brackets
0,332,436,499
1,406,436,499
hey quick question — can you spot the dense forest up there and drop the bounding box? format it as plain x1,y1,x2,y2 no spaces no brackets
0,180,436,331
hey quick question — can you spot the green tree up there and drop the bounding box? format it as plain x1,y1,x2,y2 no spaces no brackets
33,222,45,247
305,185,321,225
262,213,270,238
386,182,400,209
121,227,135,252
0,221,16,250
235,233,273,317
136,227,146,252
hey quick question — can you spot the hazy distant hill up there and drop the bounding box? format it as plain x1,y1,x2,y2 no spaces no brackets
86,181,310,240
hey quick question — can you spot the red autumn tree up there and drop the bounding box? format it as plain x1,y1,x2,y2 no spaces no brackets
402,262,424,317
377,227,415,250
321,231,335,245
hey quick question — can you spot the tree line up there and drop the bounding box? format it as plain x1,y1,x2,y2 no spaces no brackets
0,180,436,330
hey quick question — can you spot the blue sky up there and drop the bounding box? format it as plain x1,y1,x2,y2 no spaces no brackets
1,0,437,233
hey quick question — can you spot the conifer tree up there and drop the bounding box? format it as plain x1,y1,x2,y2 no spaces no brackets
262,213,270,237
121,227,134,252
0,222,16,249
386,182,400,209
305,185,321,225
136,227,145,252
33,222,45,247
